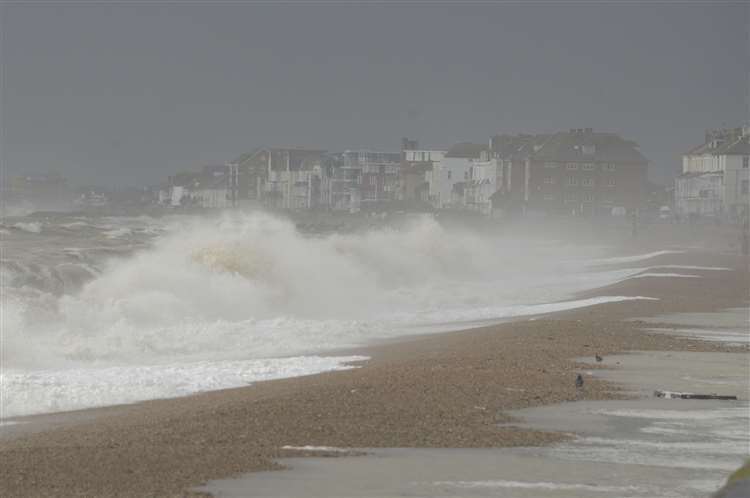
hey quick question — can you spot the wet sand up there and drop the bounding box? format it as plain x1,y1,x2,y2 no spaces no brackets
0,250,747,497
199,339,749,497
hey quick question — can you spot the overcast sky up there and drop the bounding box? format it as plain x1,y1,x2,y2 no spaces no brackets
1,2,747,187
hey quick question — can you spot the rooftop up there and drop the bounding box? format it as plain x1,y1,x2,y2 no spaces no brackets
686,127,750,156
445,142,489,159
530,129,647,164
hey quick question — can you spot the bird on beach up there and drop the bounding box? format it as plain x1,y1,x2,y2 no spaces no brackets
575,374,584,389
595,354,603,362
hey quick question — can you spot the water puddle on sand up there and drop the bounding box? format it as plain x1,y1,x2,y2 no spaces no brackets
197,309,749,498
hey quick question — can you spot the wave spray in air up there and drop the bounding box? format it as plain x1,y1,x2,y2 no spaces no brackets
1,212,648,417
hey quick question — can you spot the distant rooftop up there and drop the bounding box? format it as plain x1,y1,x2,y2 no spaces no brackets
532,129,647,164
445,142,489,159
686,128,750,156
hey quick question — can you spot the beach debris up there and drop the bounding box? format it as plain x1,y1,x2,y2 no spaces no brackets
575,374,584,389
654,390,738,401
595,354,603,362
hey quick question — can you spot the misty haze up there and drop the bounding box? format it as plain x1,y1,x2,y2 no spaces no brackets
0,2,748,498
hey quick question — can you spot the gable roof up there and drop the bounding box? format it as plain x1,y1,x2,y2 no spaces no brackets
723,136,750,155
232,147,326,170
531,130,647,164
685,128,749,156
491,134,549,160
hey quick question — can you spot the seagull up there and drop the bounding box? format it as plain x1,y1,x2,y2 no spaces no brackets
575,374,584,389
595,354,603,362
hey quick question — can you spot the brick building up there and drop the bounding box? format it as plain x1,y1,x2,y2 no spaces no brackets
492,129,648,216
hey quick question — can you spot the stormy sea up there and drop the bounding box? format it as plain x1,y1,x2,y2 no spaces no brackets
1,211,656,420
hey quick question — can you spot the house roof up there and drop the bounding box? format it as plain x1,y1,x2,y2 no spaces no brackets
491,134,549,160
530,130,647,164
232,147,326,171
445,142,489,159
685,128,749,156
722,136,750,155
232,147,326,167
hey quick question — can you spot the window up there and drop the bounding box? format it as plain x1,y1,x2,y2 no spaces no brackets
543,194,556,201
447,170,452,179
607,178,616,187
582,145,596,155
564,192,577,202
582,163,595,171
742,180,749,195
566,177,578,186
544,176,555,184
743,156,749,169
544,162,558,169
604,163,616,172
583,193,595,202
582,178,594,187
566,163,578,170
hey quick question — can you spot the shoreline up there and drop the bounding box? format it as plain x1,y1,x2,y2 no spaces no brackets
200,347,749,497
0,249,747,497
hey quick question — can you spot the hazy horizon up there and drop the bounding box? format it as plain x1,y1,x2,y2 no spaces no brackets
1,2,747,188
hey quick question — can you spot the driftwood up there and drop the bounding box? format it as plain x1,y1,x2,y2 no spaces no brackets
654,390,738,401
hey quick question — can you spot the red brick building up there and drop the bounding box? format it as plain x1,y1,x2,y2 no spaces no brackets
491,128,648,216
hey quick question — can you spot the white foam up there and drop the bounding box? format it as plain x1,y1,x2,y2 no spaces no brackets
402,296,658,324
646,328,749,344
592,407,748,421
0,355,368,419
432,480,645,493
12,221,42,233
627,273,700,279
549,445,742,471
576,436,748,456
0,212,672,417
647,265,732,271
103,227,133,239
591,250,684,265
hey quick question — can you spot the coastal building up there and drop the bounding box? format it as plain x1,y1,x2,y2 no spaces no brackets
167,165,231,208
399,142,446,207
675,127,750,221
462,153,502,216
491,129,649,216
230,148,327,209
342,150,402,211
325,153,358,212
428,143,493,210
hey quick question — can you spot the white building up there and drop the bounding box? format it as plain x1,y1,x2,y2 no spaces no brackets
676,127,750,221
403,149,446,164
427,143,497,210
464,158,501,215
400,149,446,205
168,165,231,209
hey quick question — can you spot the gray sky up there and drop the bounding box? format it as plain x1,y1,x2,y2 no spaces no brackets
1,2,747,187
